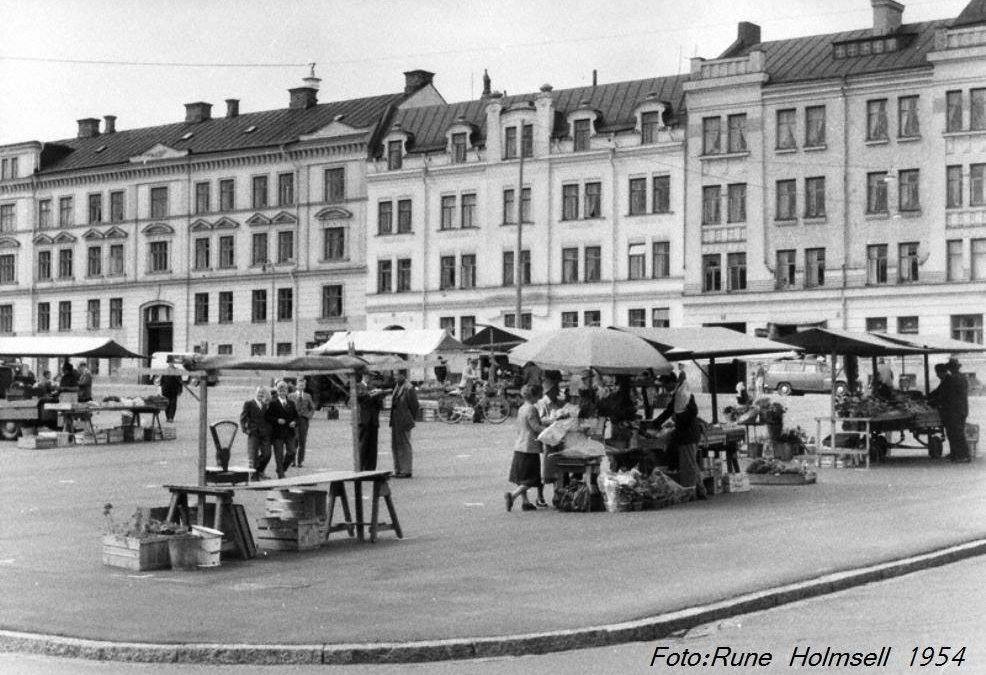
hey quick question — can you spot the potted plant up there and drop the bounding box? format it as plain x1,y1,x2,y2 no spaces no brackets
101,503,184,571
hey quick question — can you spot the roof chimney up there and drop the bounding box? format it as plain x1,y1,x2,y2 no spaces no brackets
872,0,904,36
77,118,100,139
403,70,435,95
225,99,240,118
103,115,117,134
738,21,761,47
289,87,318,110
184,102,212,123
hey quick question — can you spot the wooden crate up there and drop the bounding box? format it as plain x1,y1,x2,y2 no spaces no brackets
17,435,58,449
746,472,817,485
102,534,172,571
264,489,326,520
255,517,323,551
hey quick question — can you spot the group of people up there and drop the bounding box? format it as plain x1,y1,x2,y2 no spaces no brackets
239,378,315,479
929,358,972,463
505,373,567,511
356,370,419,478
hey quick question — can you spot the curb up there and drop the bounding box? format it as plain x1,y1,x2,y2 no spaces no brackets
3,537,986,665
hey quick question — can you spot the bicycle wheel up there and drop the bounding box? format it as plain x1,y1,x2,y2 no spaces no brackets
483,397,510,424
437,394,462,424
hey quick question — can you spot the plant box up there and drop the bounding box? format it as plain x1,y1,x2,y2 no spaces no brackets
102,534,172,571
255,517,324,551
746,471,817,486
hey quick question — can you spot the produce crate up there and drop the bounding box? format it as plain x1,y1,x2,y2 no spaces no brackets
264,489,327,521
17,435,58,449
102,534,173,571
255,517,323,551
161,426,177,441
722,473,751,493
746,471,817,485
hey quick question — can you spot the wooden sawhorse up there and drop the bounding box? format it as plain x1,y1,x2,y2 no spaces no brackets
163,484,256,559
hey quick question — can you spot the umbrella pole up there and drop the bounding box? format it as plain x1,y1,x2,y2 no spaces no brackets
197,375,208,487
923,354,930,395
709,357,718,424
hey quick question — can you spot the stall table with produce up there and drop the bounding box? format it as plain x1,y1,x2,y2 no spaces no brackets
829,392,944,462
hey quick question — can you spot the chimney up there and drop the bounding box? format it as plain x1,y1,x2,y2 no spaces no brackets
872,0,904,36
103,115,117,134
77,118,100,139
289,87,318,110
184,102,212,123
403,70,435,95
592,69,597,87
737,21,761,47
225,99,240,118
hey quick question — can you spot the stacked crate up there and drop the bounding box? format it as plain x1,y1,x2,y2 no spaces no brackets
255,489,327,551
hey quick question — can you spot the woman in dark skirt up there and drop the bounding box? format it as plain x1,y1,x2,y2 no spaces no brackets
506,384,545,512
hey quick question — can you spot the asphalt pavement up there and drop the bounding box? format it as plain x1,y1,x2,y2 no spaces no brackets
0,383,984,665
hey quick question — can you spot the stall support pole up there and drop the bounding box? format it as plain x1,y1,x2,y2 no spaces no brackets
708,357,719,424
871,357,878,392
349,341,360,473
197,375,208,488
828,350,837,453
923,354,931,395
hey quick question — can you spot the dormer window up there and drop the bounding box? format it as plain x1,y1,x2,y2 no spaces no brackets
503,124,533,160
504,127,517,160
641,112,662,144
573,119,591,152
451,133,468,164
387,140,403,170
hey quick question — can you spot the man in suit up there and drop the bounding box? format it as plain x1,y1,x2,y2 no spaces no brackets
266,380,299,479
240,386,272,479
356,371,386,471
291,378,316,468
389,370,420,478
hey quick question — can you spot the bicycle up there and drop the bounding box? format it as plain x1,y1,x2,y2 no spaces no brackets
437,381,510,424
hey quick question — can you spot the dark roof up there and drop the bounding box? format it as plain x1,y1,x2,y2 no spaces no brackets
727,20,949,84
954,0,986,28
39,92,406,175
391,74,688,154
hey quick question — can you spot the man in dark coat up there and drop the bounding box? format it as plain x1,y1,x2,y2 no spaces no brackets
389,370,420,477
265,380,298,478
240,386,272,479
932,360,970,462
356,372,386,471
159,356,183,423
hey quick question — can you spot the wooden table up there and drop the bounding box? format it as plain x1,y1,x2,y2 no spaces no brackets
240,470,402,543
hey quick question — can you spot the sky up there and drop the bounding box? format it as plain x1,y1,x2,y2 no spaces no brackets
0,0,971,145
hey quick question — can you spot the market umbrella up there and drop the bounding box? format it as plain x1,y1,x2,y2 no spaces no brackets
506,327,672,375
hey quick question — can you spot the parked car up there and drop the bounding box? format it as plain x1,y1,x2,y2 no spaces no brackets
149,352,198,386
764,359,847,396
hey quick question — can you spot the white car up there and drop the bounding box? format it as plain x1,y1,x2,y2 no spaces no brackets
149,352,198,385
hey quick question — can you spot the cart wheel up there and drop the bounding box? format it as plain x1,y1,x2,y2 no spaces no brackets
483,398,510,424
928,436,943,459
1,421,21,440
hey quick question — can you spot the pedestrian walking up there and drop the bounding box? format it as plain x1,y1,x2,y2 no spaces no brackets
505,384,546,512
76,362,93,402
356,372,386,471
240,386,272,479
159,356,183,423
291,378,315,468
434,356,448,385
389,369,419,478
266,380,298,479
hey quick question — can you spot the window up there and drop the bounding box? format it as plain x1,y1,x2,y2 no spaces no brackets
947,239,963,281
440,195,456,230
865,317,887,333
217,344,233,355
867,172,888,213
628,243,646,280
561,248,579,283
251,344,267,357
585,246,601,282
194,293,209,324
776,250,796,288
38,302,50,332
38,199,51,229
451,132,468,163
805,177,825,217
460,316,476,341
898,242,919,282
109,244,124,275
194,182,210,214
150,187,168,218
504,126,517,160
867,99,889,141
87,246,101,277
521,124,533,158
377,259,392,293
387,141,403,171
561,312,578,328
502,250,530,286
37,250,51,280
277,173,294,206
583,310,601,327
573,119,591,151
951,314,983,344
88,194,102,224
324,168,345,203
898,169,920,211
972,89,986,131
972,164,986,206
805,106,826,146
252,175,268,209
562,184,579,221
584,182,602,218
503,189,516,224
504,313,532,330
867,244,888,284
520,187,531,223
323,227,345,261
218,236,235,269
727,252,746,291
727,114,747,153
396,258,411,292
397,200,412,233
702,186,721,224
321,285,343,318
0,253,13,283
898,96,919,137
702,117,721,154
0,305,11,334
439,316,455,335
652,308,670,328
641,111,661,144
628,309,646,327
59,196,73,227
652,241,670,278
805,248,825,287
219,179,235,211
277,288,293,321
58,249,73,279
276,231,294,263
194,237,210,270
439,256,456,290
149,241,169,272
460,193,477,228
252,232,268,265
628,178,646,215
58,301,71,331
702,254,721,292
109,298,122,328
276,343,292,357
460,254,477,288
946,91,963,133
251,289,267,322
727,184,746,223
218,291,233,323
776,109,796,150
776,180,796,220
652,176,670,213
973,238,986,280
897,316,919,334
947,166,963,208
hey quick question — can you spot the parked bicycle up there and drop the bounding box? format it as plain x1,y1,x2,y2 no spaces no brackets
437,381,510,424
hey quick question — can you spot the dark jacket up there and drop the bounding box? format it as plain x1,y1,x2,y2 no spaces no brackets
930,374,968,421
240,399,271,438
654,393,701,445
265,396,299,440
356,381,384,427
160,375,182,398
389,381,419,431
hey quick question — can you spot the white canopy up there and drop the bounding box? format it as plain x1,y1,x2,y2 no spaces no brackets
312,329,466,356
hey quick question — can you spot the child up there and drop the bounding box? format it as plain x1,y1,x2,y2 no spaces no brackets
505,384,545,512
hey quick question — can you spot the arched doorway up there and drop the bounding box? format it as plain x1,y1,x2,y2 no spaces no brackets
144,303,174,359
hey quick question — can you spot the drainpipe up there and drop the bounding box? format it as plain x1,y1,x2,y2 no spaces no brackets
609,144,618,323
840,77,850,329
278,143,303,352
185,159,192,352
421,156,430,328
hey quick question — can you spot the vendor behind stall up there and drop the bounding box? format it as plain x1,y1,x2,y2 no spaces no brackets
653,372,708,500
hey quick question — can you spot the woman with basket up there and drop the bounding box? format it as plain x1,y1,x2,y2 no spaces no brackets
653,372,708,500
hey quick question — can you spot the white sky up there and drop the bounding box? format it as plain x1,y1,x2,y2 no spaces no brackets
0,0,971,145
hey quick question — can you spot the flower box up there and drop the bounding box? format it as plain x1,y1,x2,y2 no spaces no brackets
101,533,173,571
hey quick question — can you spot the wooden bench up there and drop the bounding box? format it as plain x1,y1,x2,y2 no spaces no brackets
162,484,256,558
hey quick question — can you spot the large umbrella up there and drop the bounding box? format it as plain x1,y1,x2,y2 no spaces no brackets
507,327,671,375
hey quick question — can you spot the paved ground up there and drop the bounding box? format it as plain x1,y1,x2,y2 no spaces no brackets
0,383,983,662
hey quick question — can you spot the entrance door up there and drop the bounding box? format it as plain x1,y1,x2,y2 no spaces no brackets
144,304,173,382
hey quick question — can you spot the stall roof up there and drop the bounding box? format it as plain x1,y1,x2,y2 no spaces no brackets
877,333,986,354
312,329,466,356
775,328,930,357
463,326,537,350
614,326,797,360
0,336,144,359
190,354,368,373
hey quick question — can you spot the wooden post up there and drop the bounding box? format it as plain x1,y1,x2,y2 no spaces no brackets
923,354,930,395
197,374,208,487
349,340,360,472
708,357,719,424
829,350,837,453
